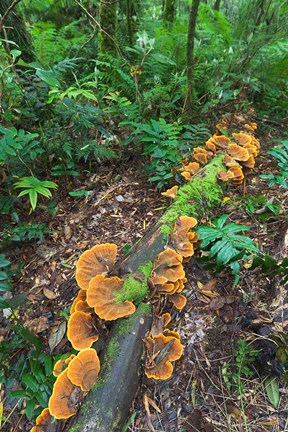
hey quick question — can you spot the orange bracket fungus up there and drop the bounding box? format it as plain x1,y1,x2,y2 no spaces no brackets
144,333,183,380
206,135,231,150
67,311,99,350
217,170,235,182
70,289,87,314
227,144,250,162
67,348,100,392
87,274,136,320
232,132,252,146
30,408,52,432
152,249,185,283
168,293,187,310
192,147,208,165
76,243,117,290
161,185,178,199
49,369,83,419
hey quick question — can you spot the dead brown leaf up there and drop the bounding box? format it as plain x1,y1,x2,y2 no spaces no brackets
43,287,59,300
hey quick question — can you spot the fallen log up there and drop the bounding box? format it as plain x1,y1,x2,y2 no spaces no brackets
65,155,226,432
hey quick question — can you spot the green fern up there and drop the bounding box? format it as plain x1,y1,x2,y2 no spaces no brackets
197,215,259,285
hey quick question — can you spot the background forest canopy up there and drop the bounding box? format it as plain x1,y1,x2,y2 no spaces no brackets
0,0,287,211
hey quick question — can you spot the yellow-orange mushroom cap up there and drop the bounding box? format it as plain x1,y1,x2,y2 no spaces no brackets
193,150,208,165
243,143,258,157
67,348,100,392
161,185,178,199
180,162,200,175
173,216,197,234
87,274,136,321
224,154,240,168
76,243,117,290
48,369,83,419
74,299,93,314
232,132,252,147
217,170,235,181
206,135,231,149
70,289,86,314
168,293,187,310
153,249,185,283
53,354,76,377
227,144,249,161
241,155,255,169
144,333,183,380
170,232,194,258
67,311,99,350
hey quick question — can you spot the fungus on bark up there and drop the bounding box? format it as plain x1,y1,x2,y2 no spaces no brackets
173,216,197,234
243,143,258,157
161,185,178,199
217,170,235,182
49,369,83,419
232,132,252,146
76,243,117,290
192,148,208,165
144,333,183,380
53,354,76,377
224,154,240,168
30,408,52,431
74,299,93,314
206,135,231,150
152,249,185,283
168,293,187,310
241,155,255,169
227,144,249,162
87,274,136,321
70,289,86,314
170,231,194,258
67,311,99,350
180,162,200,181
67,348,100,392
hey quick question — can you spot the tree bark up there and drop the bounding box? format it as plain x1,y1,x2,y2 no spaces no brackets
163,0,176,29
64,155,226,432
183,0,200,118
0,0,35,62
213,0,221,12
99,0,118,54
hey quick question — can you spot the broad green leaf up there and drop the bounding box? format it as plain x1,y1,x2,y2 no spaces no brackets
29,189,38,211
265,376,280,407
25,399,35,420
22,374,39,392
0,298,10,308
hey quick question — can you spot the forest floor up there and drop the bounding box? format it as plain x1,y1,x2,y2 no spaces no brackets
1,120,288,432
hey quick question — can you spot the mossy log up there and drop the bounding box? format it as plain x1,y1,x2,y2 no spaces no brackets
65,155,226,432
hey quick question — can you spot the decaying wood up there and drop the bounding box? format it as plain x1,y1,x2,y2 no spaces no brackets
65,155,226,432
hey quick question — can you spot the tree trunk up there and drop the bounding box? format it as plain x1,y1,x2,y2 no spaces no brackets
0,0,35,62
64,155,227,432
99,0,118,54
163,0,176,29
183,0,200,118
213,0,221,12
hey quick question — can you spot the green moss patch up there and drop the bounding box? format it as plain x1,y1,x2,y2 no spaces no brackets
160,155,224,232
114,275,149,304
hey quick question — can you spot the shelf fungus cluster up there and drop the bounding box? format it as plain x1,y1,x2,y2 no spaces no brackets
142,216,199,380
30,243,143,429
160,114,260,193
